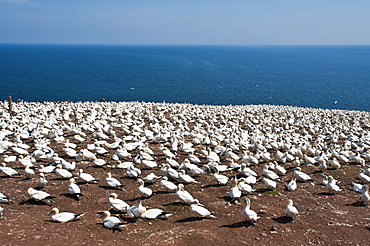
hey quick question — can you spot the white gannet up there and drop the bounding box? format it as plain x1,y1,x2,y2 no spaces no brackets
358,185,370,205
263,177,276,190
237,178,256,193
358,169,370,183
105,172,124,190
68,178,82,200
212,166,229,185
160,176,178,191
241,197,259,224
229,178,242,202
49,207,85,223
101,211,126,229
126,200,146,219
143,172,160,184
189,199,216,218
108,193,129,211
176,184,196,204
27,187,54,203
55,164,73,179
137,178,153,197
37,173,48,188
352,182,364,193
286,178,297,191
178,170,198,184
77,169,97,183
140,208,172,220
38,164,55,173
23,164,35,179
293,167,312,181
285,199,299,221
0,163,19,176
326,175,342,194
262,164,280,180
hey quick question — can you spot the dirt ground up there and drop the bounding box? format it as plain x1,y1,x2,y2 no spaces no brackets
0,102,370,246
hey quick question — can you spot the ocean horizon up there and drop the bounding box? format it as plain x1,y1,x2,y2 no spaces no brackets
0,44,369,111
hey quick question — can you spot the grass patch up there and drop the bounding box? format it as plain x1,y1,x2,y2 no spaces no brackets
265,190,279,195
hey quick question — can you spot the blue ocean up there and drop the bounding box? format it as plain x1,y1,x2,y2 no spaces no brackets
0,44,369,111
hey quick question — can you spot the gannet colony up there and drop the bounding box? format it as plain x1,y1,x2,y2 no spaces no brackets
0,100,370,236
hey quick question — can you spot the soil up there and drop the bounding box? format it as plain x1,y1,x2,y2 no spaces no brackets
0,102,370,246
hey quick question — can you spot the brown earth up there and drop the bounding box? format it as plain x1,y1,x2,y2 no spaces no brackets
0,102,370,246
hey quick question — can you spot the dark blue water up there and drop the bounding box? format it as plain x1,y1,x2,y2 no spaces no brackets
0,44,369,111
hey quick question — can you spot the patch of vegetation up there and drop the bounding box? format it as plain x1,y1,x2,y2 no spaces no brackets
265,190,279,195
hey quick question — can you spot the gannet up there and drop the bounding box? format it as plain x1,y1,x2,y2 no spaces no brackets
23,164,35,178
262,177,276,190
126,200,146,219
262,165,280,180
77,169,97,183
137,178,153,197
143,172,160,183
0,192,10,203
160,176,178,191
189,199,216,218
358,169,370,183
326,176,342,194
178,170,198,183
0,163,19,176
68,178,82,199
293,167,312,181
37,173,48,188
237,178,256,193
105,172,124,189
49,208,85,223
285,199,298,221
108,193,129,211
27,187,54,203
241,197,259,224
38,164,55,173
286,178,297,191
358,185,370,205
176,184,196,204
212,166,229,185
352,182,364,193
229,178,242,202
55,164,73,179
101,211,126,229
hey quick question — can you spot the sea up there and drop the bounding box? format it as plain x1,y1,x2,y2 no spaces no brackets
0,44,369,112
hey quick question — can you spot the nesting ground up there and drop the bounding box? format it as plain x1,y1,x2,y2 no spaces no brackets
0,101,370,246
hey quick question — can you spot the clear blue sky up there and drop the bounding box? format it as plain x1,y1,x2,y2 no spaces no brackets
1,0,369,45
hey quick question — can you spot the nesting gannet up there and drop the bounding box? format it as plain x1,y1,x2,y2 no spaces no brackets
326,176,342,194
101,211,126,229
105,172,124,190
262,165,280,180
358,169,370,183
176,184,196,204
241,197,259,224
0,163,19,176
92,157,106,167
212,166,229,185
286,178,297,191
140,208,173,220
37,173,48,188
137,178,153,197
77,169,97,183
49,208,85,223
189,199,216,218
229,178,242,202
293,167,312,181
160,176,178,191
285,199,298,221
27,187,54,203
237,178,256,193
126,199,146,219
352,182,365,193
68,178,82,199
0,192,10,203
126,164,141,178
55,164,73,179
358,185,370,205
143,172,160,183
161,164,179,179
178,170,198,184
262,177,276,190
108,193,129,211
38,165,55,173
238,163,258,177
23,164,35,178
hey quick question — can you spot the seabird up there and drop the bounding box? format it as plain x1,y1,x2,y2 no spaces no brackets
48,207,85,223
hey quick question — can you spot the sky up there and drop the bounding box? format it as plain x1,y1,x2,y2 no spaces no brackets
1,0,370,45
